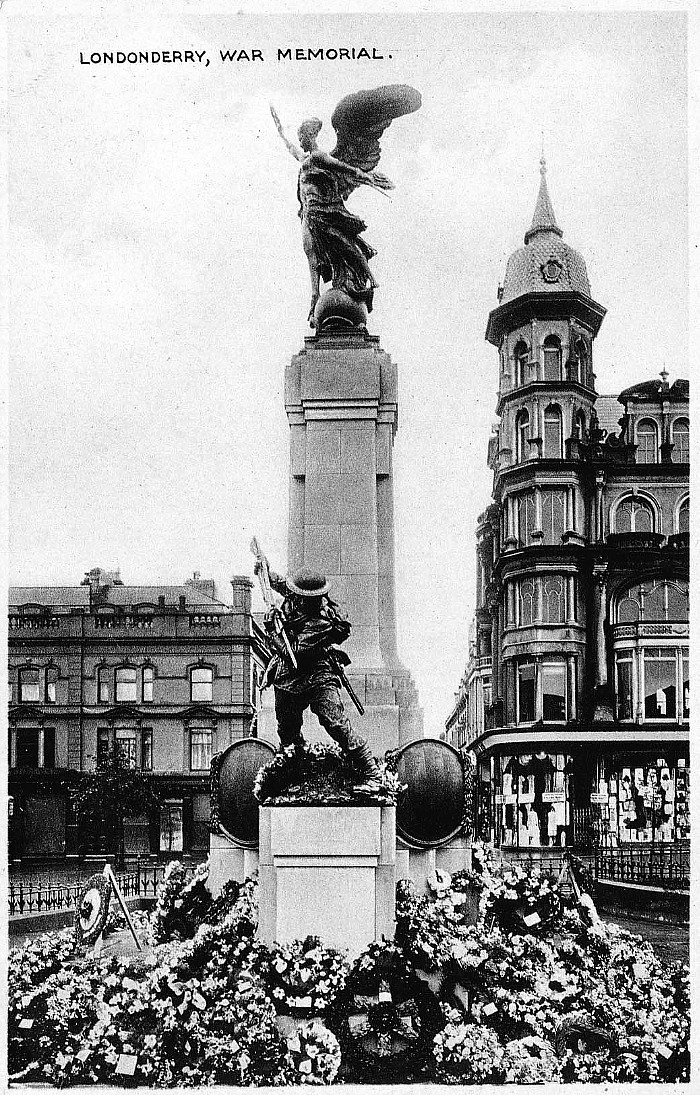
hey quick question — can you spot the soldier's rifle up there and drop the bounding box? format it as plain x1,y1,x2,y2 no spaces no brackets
250,538,298,670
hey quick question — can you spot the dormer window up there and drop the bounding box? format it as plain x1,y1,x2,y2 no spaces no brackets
636,419,658,463
542,336,562,381
672,418,689,463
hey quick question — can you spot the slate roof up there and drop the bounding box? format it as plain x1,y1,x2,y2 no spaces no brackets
9,586,90,609
500,160,592,305
618,378,689,404
9,583,228,610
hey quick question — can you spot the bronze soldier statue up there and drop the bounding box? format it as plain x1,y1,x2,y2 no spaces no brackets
255,558,381,794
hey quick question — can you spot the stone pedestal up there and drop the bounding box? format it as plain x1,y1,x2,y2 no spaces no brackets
258,804,396,956
207,832,259,897
284,327,423,751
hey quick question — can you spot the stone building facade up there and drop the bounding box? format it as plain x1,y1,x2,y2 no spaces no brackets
8,568,268,861
445,162,689,854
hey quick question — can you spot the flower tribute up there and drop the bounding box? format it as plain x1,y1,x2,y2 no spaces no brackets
8,845,689,1086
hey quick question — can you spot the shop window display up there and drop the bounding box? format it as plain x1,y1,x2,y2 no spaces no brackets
601,759,690,844
496,752,571,847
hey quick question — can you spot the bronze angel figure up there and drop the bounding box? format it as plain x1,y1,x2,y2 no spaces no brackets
271,85,421,326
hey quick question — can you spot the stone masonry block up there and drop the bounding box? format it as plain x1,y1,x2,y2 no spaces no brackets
306,424,341,471
340,423,376,474
304,524,341,574
338,472,376,524
340,525,378,574
305,473,340,524
301,357,380,402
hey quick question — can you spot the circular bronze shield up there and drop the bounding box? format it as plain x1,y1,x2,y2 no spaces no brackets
394,739,466,848
216,738,276,847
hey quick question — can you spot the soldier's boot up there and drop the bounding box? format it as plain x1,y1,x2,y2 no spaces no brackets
348,742,382,795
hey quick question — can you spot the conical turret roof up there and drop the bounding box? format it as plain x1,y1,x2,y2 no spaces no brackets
524,157,563,243
499,158,591,305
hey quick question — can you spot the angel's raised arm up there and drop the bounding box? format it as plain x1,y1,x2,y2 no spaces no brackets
270,104,304,163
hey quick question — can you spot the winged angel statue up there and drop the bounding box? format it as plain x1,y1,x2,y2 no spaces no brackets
271,85,421,326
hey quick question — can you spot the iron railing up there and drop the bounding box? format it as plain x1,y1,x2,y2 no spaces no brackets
7,860,188,917
594,843,690,891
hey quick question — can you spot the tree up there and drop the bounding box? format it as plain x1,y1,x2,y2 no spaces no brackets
70,750,160,862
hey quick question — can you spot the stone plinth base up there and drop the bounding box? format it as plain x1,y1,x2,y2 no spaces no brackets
258,804,396,956
208,832,259,897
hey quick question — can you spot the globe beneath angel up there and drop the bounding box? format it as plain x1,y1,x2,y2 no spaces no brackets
271,84,422,328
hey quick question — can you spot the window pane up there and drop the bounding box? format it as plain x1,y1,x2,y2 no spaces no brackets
543,576,564,623
673,419,689,463
143,667,154,703
518,662,536,722
633,501,652,532
682,653,689,718
190,729,212,770
543,663,567,721
98,669,111,703
19,669,41,703
191,668,213,702
46,669,58,704
678,500,689,534
637,422,657,463
543,407,562,459
116,668,137,702
543,340,561,381
542,490,566,544
160,803,183,852
616,654,634,720
666,582,689,620
644,649,677,718
116,729,137,768
142,729,153,770
519,579,535,625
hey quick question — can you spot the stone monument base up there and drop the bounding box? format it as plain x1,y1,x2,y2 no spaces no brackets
258,804,396,956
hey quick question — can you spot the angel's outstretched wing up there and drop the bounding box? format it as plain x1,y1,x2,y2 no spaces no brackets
330,84,421,180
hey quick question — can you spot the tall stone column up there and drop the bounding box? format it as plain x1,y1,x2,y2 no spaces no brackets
283,326,423,754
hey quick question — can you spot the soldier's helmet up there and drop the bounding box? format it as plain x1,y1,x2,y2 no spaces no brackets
286,568,330,597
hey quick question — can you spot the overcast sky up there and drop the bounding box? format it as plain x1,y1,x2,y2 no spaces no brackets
7,7,687,735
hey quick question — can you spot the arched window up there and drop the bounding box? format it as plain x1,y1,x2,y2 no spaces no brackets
519,579,535,626
616,579,688,624
515,409,530,462
575,338,588,383
542,335,562,381
514,341,529,387
541,489,566,544
575,409,587,441
191,666,214,703
542,576,565,623
636,419,658,463
677,498,689,534
672,418,689,463
615,496,654,533
543,404,563,458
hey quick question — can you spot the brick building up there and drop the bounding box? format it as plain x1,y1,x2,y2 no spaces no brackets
445,162,689,855
8,568,268,860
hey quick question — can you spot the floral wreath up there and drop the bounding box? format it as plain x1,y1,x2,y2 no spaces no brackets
283,1019,341,1085
264,936,349,1015
253,741,404,804
332,941,445,1081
